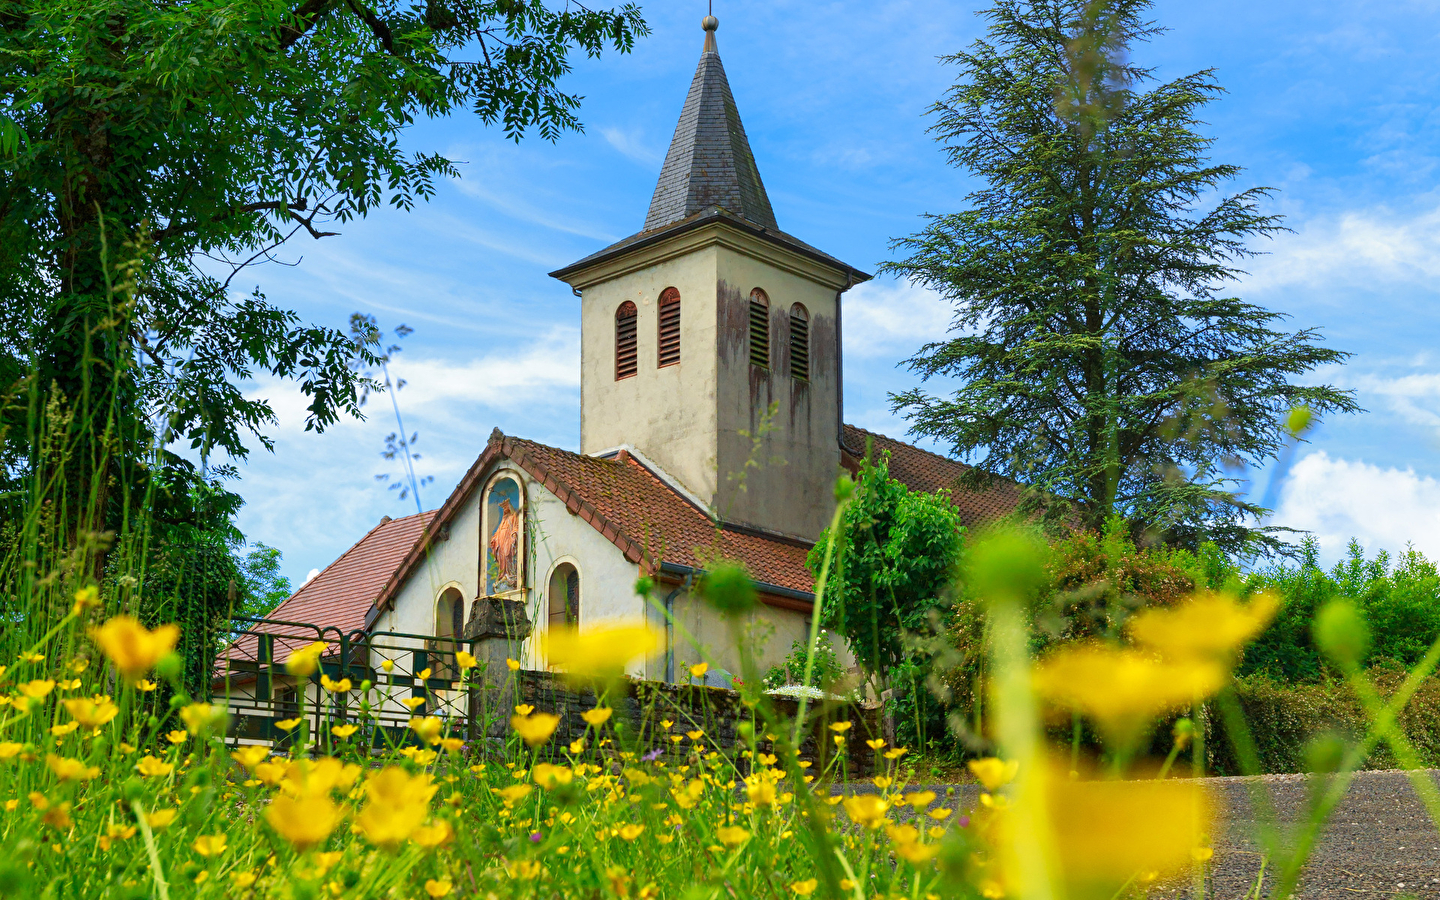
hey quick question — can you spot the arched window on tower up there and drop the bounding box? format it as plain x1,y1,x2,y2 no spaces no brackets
548,563,580,629
749,289,770,369
615,301,638,380
658,288,681,368
789,303,810,381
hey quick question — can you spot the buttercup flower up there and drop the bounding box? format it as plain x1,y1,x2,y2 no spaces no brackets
413,820,454,849
410,716,443,745
63,696,118,729
843,794,889,829
689,662,708,678
146,808,178,830
354,766,436,850
332,724,359,739
512,713,560,747
1129,592,1280,662
192,834,227,857
320,674,351,693
232,746,270,770
533,763,573,788
541,623,659,680
424,879,453,898
715,825,750,846
790,879,818,897
180,702,225,736
135,755,173,778
17,679,54,700
455,651,477,670
264,793,340,851
581,706,613,727
968,758,1019,792
90,617,180,681
285,642,327,677
46,754,99,782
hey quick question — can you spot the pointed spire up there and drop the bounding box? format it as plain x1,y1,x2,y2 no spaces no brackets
642,16,778,233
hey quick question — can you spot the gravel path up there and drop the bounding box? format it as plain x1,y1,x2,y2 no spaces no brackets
850,770,1440,898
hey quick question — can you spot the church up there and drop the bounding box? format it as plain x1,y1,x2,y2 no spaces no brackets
256,16,1020,685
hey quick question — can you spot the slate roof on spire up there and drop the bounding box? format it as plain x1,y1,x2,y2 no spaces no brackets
643,19,777,233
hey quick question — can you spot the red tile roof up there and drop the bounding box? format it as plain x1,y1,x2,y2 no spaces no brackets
220,510,436,666
841,424,1023,528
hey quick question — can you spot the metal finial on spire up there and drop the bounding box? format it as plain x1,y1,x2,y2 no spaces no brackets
701,11,718,51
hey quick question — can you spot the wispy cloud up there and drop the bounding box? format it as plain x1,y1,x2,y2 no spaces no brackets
1242,201,1440,294
1274,451,1440,563
842,278,953,360
601,126,664,166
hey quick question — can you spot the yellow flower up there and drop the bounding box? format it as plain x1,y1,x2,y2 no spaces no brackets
331,724,359,739
72,585,101,616
829,721,852,733
354,766,436,850
532,763,573,788
165,730,188,745
1047,772,1213,885
895,842,939,864
568,738,585,754
28,792,47,810
514,704,534,716
417,668,432,681
873,775,892,789
618,824,645,840
506,658,520,671
790,879,819,896
1193,847,1214,862
285,641,327,677
401,697,427,711
689,662,708,678
18,679,54,699
424,879,453,898
842,794,889,829
275,718,303,732
497,783,532,804
439,737,463,753
313,851,342,873
927,808,953,821
63,696,118,729
714,825,750,846
884,747,908,760
192,834,227,857
136,680,158,692
968,758,1019,791
904,790,937,810
50,722,79,737
232,745,270,770
581,706,613,727
0,743,21,760
381,658,395,673
136,755,174,777
455,651,477,670
253,761,287,786
1032,645,1225,745
42,803,72,829
409,716,443,745
1129,591,1280,662
413,820,453,849
146,808,179,830
541,623,659,679
91,617,180,680
46,754,99,782
512,713,560,747
686,730,704,741
866,738,886,750
506,859,542,879
320,674,351,693
180,702,224,735
265,793,341,851
231,871,257,889
745,779,776,807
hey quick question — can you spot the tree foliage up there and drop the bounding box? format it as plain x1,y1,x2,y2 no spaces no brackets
882,0,1357,555
0,0,646,535
809,453,964,691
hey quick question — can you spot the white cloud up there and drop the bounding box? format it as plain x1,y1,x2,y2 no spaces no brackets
1346,370,1440,434
1272,451,1440,563
842,279,953,360
1243,202,1440,294
600,126,664,166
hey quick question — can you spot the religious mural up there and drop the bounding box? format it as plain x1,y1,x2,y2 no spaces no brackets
485,477,523,594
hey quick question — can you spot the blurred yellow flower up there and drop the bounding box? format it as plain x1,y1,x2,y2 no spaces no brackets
714,825,750,846
285,641,326,677
413,820,453,849
968,758,1019,791
512,713,560,747
231,871,257,889
424,879,453,898
264,793,340,851
192,834,227,857
28,792,47,810
1048,773,1213,886
1129,592,1279,662
514,704,534,715
0,743,20,760
57,678,81,691
884,748,908,760
50,722,78,737
136,680,158,692
455,651,477,670
829,721,852,733
232,746,269,770
320,675,351,693
135,755,173,777
275,718,302,732
355,766,436,850
165,730,188,744
180,702,224,735
146,808,178,830
904,790,937,810
541,623,659,679
91,617,180,681
410,716,443,745
790,879,818,897
381,658,395,673
866,738,886,750
842,794,889,829
618,824,645,840
533,763,573,788
746,779,776,807
581,706,612,727
417,668,432,681
71,585,101,616
689,662,708,678
18,679,54,699
42,803,72,829
1033,645,1224,745
506,859,542,879
331,724,359,739
253,761,287,786
63,696,118,729
927,808,952,821
506,658,521,671
568,738,585,754
18,652,42,664
497,783,532,804
280,757,361,798
46,754,98,781
686,730,704,741
401,697,427,710
1193,847,1214,862
439,737,463,753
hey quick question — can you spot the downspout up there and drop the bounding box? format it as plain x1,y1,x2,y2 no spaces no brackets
663,580,686,684
835,270,857,451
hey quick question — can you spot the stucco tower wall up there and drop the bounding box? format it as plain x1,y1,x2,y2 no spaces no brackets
714,244,840,540
579,245,722,508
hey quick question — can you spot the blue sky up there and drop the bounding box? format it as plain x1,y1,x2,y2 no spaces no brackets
229,0,1440,587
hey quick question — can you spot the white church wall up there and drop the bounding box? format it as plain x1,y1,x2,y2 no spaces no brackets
669,592,808,681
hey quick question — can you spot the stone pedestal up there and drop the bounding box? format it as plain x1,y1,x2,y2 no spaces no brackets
463,595,532,741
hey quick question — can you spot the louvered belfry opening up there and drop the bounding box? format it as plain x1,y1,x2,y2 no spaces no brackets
615,301,638,380
748,289,770,368
789,303,810,381
658,288,682,367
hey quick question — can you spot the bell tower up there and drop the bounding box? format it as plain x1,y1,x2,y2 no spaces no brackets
550,16,869,541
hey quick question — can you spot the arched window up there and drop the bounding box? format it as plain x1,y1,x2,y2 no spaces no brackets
615,301,638,380
484,475,524,595
548,563,580,629
657,288,681,368
748,289,770,369
789,303,810,381
432,586,465,679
